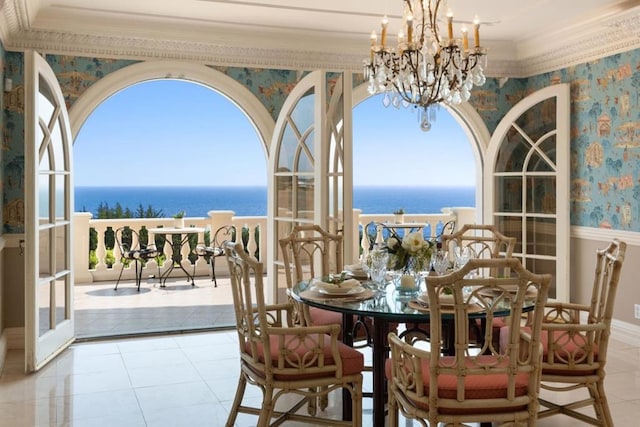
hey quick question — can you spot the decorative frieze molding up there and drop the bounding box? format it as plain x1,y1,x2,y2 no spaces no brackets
1,4,639,77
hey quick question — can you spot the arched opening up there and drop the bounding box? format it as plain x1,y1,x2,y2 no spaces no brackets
352,94,477,213
69,63,273,339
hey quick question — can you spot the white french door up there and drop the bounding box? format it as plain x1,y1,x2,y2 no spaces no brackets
24,51,75,371
268,71,350,303
485,84,570,301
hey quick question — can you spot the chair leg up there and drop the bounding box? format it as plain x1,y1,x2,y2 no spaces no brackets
114,263,125,290
225,375,247,427
593,381,614,427
257,386,275,427
135,260,142,292
211,256,218,287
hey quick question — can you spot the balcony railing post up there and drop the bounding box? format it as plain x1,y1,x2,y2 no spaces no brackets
73,212,93,283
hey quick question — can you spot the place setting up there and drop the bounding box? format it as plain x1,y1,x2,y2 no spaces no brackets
300,272,376,303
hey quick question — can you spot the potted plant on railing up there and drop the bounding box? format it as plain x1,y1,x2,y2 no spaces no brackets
173,210,186,228
393,208,405,224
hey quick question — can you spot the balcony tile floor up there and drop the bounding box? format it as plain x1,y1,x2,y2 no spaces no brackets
74,275,236,339
1,276,639,426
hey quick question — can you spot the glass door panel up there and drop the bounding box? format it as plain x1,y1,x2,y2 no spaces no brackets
25,51,75,372
486,84,569,301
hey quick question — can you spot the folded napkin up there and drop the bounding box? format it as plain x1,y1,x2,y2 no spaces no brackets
311,277,361,289
344,263,364,271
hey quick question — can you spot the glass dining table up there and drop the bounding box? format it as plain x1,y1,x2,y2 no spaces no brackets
290,278,535,426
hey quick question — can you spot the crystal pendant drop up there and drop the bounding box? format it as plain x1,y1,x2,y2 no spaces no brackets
420,109,432,132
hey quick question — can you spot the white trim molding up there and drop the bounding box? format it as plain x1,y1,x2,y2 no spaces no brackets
571,226,640,247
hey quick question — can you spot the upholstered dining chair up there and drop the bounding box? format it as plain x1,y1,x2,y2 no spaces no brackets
535,238,626,426
192,224,235,286
223,241,364,427
386,257,551,427
114,226,159,291
279,224,347,327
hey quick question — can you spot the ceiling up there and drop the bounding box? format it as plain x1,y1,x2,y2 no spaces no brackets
1,0,640,77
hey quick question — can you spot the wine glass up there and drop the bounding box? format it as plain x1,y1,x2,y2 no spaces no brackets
454,246,472,270
369,248,389,290
432,250,449,275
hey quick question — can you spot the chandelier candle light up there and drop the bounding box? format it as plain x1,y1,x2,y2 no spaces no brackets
364,0,487,131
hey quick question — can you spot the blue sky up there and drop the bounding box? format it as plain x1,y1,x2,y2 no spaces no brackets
74,80,475,187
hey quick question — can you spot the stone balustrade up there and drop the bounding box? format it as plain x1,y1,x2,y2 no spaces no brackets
73,207,475,284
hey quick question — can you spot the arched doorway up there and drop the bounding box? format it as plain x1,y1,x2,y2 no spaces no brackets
68,62,274,338
352,85,489,224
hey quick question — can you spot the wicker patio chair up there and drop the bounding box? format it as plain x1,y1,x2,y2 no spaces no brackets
386,257,551,427
223,241,364,427
535,238,626,426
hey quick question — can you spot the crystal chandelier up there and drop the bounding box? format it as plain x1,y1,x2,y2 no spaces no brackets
364,0,487,131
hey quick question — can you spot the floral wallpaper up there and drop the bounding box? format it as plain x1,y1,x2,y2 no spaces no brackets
467,52,640,230
2,48,640,232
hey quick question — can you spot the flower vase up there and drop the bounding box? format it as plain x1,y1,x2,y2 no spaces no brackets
394,213,405,224
395,257,422,294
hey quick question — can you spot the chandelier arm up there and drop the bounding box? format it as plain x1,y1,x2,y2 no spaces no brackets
364,0,487,130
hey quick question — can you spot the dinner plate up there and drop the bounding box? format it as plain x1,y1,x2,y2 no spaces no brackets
316,286,365,296
417,293,456,307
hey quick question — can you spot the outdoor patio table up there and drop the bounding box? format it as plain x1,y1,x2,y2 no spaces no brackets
149,227,204,287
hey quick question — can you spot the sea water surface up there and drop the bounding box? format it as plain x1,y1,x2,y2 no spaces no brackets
75,186,475,217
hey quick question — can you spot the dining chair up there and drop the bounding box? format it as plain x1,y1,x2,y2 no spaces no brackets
223,241,364,427
279,224,374,409
114,226,159,291
534,238,626,426
440,223,518,348
191,224,236,287
386,257,551,427
441,223,517,276
279,224,353,329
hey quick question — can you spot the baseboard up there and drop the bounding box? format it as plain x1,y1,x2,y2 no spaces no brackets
611,318,640,347
5,327,24,350
0,331,6,372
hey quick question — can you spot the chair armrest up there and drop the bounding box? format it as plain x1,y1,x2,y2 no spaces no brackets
541,321,606,333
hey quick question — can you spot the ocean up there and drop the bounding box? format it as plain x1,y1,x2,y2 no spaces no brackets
74,186,475,218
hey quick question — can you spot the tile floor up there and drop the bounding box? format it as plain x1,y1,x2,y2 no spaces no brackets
1,329,640,426
74,276,237,339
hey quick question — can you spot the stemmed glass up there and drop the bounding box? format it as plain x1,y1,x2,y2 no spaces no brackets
432,250,449,276
368,248,389,290
454,245,472,270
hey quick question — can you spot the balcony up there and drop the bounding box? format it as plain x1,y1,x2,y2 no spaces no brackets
73,207,476,338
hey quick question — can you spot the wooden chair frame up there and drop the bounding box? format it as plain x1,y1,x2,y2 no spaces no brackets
537,238,626,426
223,241,363,427
387,257,551,427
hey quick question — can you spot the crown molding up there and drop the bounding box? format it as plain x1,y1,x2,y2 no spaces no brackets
515,8,640,77
0,2,638,77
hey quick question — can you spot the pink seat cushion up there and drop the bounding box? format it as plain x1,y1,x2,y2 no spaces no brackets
247,333,364,380
385,355,530,414
309,307,375,341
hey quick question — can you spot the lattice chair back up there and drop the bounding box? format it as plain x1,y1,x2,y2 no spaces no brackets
223,241,364,427
279,224,343,325
441,223,517,277
387,257,551,427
